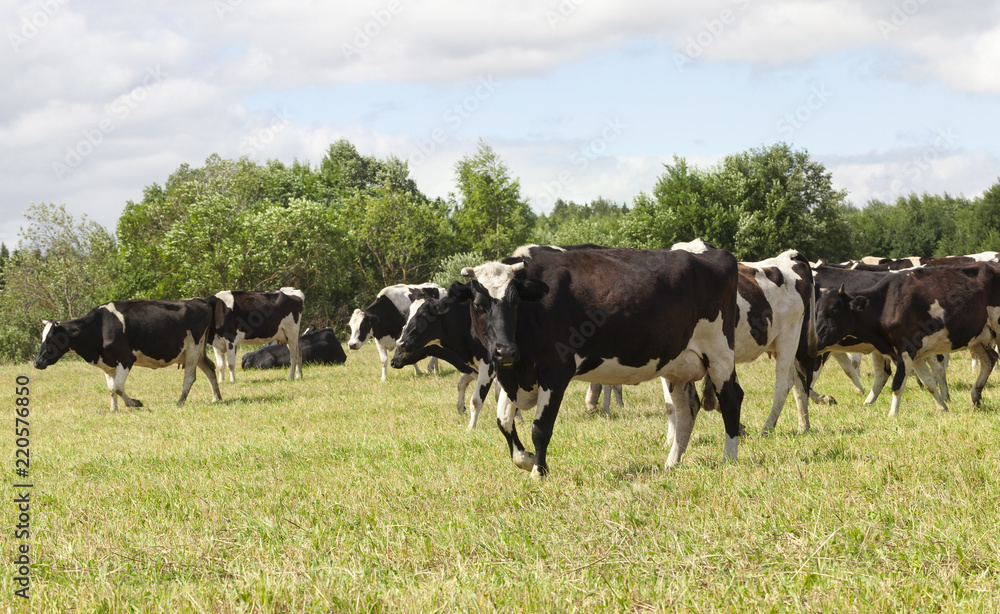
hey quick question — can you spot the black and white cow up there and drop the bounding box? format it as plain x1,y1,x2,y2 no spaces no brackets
241,326,347,370
208,287,305,383
391,290,625,429
816,262,1000,416
811,264,949,406
451,240,744,477
33,299,223,411
344,283,443,381
703,250,817,434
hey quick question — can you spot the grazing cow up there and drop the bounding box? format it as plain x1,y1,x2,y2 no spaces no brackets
241,326,347,370
391,293,497,429
452,240,744,477
702,250,817,434
33,299,223,411
815,262,1000,416
209,287,305,383
344,283,444,381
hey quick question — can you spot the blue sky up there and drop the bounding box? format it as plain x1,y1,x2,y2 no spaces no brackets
2,0,999,247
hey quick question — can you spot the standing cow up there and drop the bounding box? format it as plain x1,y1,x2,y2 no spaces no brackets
816,263,1000,416
451,240,744,477
345,283,443,381
208,287,305,383
34,299,223,411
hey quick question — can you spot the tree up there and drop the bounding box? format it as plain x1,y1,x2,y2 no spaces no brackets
533,197,627,246
0,203,119,361
849,193,966,259
450,140,535,259
619,144,853,262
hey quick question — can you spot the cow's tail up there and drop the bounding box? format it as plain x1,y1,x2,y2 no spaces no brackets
205,295,221,345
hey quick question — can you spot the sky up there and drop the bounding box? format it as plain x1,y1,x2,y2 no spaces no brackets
2,0,999,247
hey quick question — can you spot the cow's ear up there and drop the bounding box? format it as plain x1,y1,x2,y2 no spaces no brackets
518,279,549,302
338,316,351,325
849,296,869,312
448,281,473,303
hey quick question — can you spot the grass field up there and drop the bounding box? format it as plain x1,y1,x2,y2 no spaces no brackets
2,343,999,612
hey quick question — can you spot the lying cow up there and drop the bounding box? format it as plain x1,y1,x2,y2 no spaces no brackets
345,283,443,381
241,326,347,370
34,299,223,411
453,240,744,477
816,262,1000,416
209,287,305,383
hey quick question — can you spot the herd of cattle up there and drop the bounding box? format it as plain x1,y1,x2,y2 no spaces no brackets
32,243,1000,479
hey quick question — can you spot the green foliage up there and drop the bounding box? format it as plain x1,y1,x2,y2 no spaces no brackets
431,251,486,287
533,197,627,246
450,140,535,259
345,187,454,293
848,193,965,259
0,203,119,362
620,145,854,262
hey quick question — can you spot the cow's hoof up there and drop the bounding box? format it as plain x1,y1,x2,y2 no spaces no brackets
816,394,837,405
513,450,535,472
530,466,547,480
127,399,144,408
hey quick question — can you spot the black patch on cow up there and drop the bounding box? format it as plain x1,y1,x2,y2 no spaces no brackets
762,267,784,287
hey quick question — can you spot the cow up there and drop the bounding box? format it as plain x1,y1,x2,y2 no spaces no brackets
585,383,624,415
391,291,625,429
701,250,817,434
451,240,744,478
33,299,223,411
815,262,1000,417
241,326,347,370
344,283,445,381
846,252,1000,271
811,264,951,406
208,287,305,383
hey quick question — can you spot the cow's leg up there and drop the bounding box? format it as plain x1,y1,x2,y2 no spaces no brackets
601,384,613,415
863,353,891,405
197,352,223,402
969,343,997,407
808,353,837,405
927,354,949,403
661,378,676,447
112,365,142,408
467,366,495,430
455,372,475,414
708,357,742,463
376,343,390,381
529,383,569,480
212,341,227,384
665,381,697,467
834,352,866,396
496,388,535,472
612,385,623,409
287,334,302,380
585,382,601,413
103,372,119,412
888,357,910,418
760,333,799,435
426,356,439,374
226,342,237,383
791,362,811,434
909,356,949,412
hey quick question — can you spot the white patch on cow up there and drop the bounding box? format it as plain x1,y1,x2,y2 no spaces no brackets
670,238,708,254
346,309,368,349
969,251,1000,262
41,321,55,343
470,261,519,300
215,290,235,310
240,312,299,345
907,256,922,268
928,300,946,322
377,283,443,315
407,299,426,321
280,287,305,301
511,244,539,258
573,355,663,386
104,303,127,330
861,256,883,265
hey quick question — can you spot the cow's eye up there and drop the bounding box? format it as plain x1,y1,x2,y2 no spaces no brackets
473,300,486,313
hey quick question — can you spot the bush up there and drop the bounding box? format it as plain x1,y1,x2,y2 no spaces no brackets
431,251,486,288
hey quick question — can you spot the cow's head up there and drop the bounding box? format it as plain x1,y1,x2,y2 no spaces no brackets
454,261,549,365
815,284,870,350
34,319,73,369
344,308,373,350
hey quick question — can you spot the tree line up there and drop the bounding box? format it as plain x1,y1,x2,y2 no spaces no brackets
1,139,997,362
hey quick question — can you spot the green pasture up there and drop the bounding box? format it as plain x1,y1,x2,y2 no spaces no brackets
2,344,999,612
